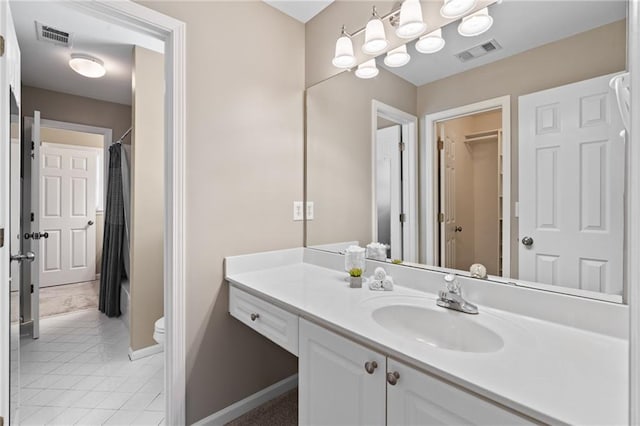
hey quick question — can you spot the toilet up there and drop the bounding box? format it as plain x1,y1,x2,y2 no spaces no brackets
153,317,165,346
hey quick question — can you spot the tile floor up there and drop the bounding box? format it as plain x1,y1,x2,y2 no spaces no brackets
19,309,164,425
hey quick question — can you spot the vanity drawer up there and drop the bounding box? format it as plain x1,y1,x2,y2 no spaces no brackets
229,286,299,356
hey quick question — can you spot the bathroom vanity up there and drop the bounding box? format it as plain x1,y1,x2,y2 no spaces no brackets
226,248,628,425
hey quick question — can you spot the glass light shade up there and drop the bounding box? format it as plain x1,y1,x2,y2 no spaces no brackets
440,0,477,19
384,45,411,68
363,18,388,55
355,59,379,79
415,28,446,54
332,35,356,68
458,7,493,37
396,0,427,39
69,54,106,78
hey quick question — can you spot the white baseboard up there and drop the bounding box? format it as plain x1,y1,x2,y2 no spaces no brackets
128,343,163,361
192,374,298,426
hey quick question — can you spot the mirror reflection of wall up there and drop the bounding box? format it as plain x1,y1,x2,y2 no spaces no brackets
305,0,628,303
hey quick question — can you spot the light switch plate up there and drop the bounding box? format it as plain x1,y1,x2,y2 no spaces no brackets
293,201,304,221
306,201,314,220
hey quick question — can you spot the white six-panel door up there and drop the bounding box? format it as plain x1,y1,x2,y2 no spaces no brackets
39,143,97,287
519,73,625,295
375,125,402,260
441,133,457,269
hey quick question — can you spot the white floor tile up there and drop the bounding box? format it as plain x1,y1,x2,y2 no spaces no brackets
47,407,92,425
145,393,164,412
20,406,65,425
23,389,60,406
95,391,133,410
72,375,106,391
75,408,117,425
72,391,112,409
120,392,159,411
132,410,165,426
48,389,88,407
103,409,142,426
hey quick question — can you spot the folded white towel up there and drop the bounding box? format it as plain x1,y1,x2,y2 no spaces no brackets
369,279,383,290
374,267,387,281
382,276,394,291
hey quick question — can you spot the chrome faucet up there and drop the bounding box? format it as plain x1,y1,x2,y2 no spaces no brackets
436,273,478,314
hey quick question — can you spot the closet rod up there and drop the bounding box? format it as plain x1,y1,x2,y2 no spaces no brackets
114,127,132,144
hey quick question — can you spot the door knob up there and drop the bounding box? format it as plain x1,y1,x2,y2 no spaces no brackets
521,236,534,247
10,252,35,263
454,226,463,233
364,361,378,374
250,313,260,321
87,220,95,226
387,371,400,385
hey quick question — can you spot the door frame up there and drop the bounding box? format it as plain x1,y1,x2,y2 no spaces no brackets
34,2,187,424
422,95,511,276
371,100,418,262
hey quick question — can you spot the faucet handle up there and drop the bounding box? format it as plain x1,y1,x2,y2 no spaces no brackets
443,273,460,293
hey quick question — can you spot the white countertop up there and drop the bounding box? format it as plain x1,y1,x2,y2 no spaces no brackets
225,252,628,425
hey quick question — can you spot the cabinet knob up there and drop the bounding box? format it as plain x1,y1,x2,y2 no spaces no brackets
387,371,400,385
364,361,378,374
250,313,260,321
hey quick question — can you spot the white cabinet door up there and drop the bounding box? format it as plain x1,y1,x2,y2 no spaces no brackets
299,319,386,426
518,73,624,295
387,359,532,425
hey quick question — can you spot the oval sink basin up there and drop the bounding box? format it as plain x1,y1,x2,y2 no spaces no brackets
372,305,504,353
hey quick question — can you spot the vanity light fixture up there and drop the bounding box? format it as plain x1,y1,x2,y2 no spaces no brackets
416,28,446,54
355,59,379,79
458,7,493,37
440,0,477,19
332,26,356,69
69,53,106,78
396,0,427,39
384,45,411,67
363,6,389,55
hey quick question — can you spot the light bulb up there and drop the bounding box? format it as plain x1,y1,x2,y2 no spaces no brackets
440,0,477,19
355,59,379,79
458,7,493,37
384,45,411,68
332,34,356,68
416,28,445,54
363,8,388,55
396,0,427,39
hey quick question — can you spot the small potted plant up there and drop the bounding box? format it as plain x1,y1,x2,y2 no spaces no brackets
349,268,363,288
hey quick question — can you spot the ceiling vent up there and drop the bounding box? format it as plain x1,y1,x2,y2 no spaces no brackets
455,39,501,63
35,22,72,47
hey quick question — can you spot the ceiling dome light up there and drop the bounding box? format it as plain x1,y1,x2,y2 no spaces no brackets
363,7,388,55
69,54,106,78
384,45,411,67
332,27,356,69
440,0,477,19
355,59,379,79
458,7,493,37
416,28,446,54
396,0,427,39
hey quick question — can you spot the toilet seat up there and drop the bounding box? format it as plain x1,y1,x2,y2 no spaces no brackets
153,317,165,345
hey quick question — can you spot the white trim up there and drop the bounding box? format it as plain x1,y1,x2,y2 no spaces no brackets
192,374,298,426
66,2,187,425
629,0,640,423
422,95,511,277
372,100,419,263
128,343,163,361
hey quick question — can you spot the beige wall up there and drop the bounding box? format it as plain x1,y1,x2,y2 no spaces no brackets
137,2,304,423
40,127,105,275
21,86,131,142
417,19,626,275
305,0,494,88
307,68,416,248
129,46,165,351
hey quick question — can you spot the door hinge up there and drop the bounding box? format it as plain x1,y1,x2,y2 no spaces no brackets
399,142,406,152
30,285,34,294
0,228,4,248
437,138,444,150
31,141,35,150
399,213,406,223
30,212,35,222
0,35,5,57
439,212,444,223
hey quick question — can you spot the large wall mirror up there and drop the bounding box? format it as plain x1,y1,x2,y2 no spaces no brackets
306,0,629,303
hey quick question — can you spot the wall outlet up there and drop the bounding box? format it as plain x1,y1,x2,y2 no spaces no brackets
306,201,314,220
293,201,304,221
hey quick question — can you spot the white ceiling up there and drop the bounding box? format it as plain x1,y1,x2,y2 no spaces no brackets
264,0,334,23
10,1,163,106
380,0,627,87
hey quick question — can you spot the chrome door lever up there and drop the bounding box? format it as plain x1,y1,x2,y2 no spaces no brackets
10,252,35,263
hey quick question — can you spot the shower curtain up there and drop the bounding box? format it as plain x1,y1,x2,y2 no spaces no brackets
99,143,125,317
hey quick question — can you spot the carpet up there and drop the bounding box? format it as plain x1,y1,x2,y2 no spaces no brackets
39,280,100,318
226,389,298,426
